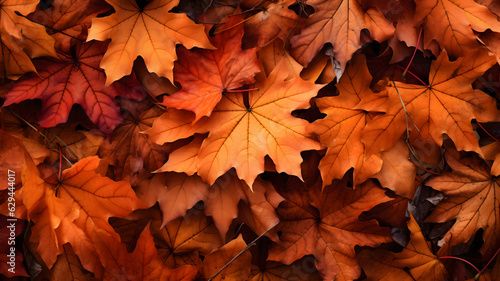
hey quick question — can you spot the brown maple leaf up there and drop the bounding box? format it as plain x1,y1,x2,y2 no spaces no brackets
161,14,260,121
50,244,98,281
201,234,252,281
29,0,111,52
426,147,500,257
242,0,300,49
87,0,214,85
148,60,322,186
268,177,391,281
98,99,168,182
290,0,394,72
361,48,500,158
358,213,448,280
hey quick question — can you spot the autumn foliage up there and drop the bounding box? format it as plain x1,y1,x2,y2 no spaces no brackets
0,0,500,280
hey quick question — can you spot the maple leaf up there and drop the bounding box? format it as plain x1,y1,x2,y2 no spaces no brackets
161,14,260,121
414,0,500,58
0,0,57,79
425,148,500,257
148,60,322,186
87,0,214,85
136,171,283,239
290,0,394,72
201,234,252,281
98,99,168,182
311,53,384,187
358,213,448,280
50,243,98,281
361,48,500,158
22,155,143,276
250,259,322,281
95,222,198,281
2,40,144,134
150,206,224,268
0,102,50,165
242,0,300,49
268,178,392,281
29,0,111,52
0,130,28,190
374,140,417,199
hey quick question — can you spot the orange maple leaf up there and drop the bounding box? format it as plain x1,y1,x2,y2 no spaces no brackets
95,223,198,281
22,155,143,276
268,177,391,281
148,60,322,186
414,0,500,58
426,147,500,257
242,0,299,49
136,171,283,238
358,213,447,280
0,0,57,79
162,15,260,121
87,0,214,85
290,0,394,71
361,48,500,158
311,54,384,188
151,207,224,268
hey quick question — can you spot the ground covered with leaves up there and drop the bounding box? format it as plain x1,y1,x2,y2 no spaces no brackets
0,0,500,280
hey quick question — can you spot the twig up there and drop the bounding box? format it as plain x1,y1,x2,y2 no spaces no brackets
208,221,279,281
6,108,76,165
475,247,500,279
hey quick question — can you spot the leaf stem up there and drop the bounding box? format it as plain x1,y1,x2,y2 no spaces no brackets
394,65,428,86
439,256,480,274
476,122,500,142
402,27,422,80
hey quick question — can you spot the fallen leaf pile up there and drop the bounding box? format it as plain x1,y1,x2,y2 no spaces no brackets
0,0,499,280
